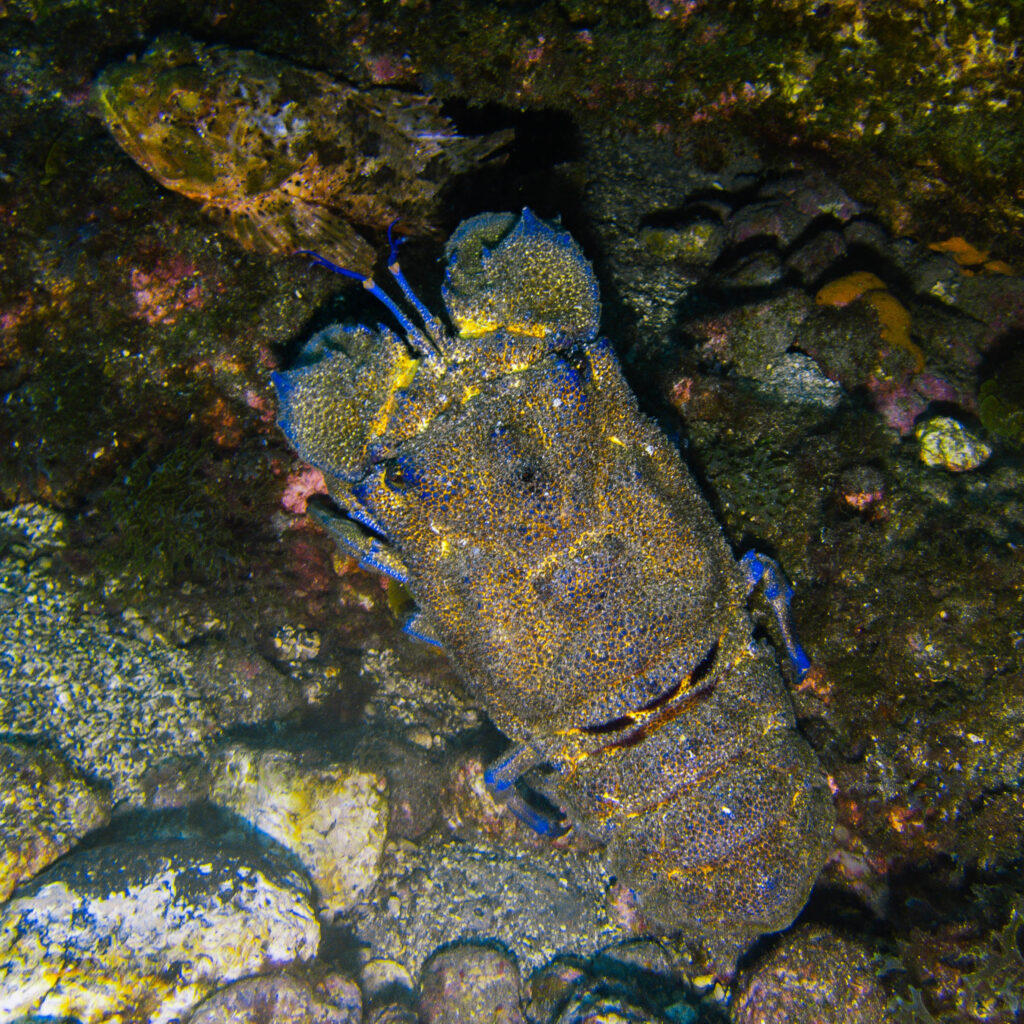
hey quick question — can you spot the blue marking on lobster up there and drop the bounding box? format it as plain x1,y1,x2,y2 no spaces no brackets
740,550,812,678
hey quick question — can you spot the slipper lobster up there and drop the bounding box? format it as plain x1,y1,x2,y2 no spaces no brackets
274,210,834,942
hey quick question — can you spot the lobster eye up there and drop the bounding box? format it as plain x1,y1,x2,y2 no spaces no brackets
384,457,415,493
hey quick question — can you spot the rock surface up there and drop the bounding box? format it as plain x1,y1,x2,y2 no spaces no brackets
352,839,623,976
0,553,217,804
210,744,389,916
419,942,526,1024
916,416,992,472
188,971,361,1024
732,926,887,1024
0,839,320,1024
526,944,716,1024
0,740,110,901
550,988,671,1024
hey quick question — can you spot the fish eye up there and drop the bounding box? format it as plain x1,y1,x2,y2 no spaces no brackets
171,89,202,114
384,458,413,492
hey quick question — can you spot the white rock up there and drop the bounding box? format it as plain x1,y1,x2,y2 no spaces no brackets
0,840,319,1024
211,745,389,916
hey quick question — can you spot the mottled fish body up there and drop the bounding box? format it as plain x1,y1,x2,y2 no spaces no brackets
94,35,511,272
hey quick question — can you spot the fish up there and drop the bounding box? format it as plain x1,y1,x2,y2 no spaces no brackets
94,34,512,273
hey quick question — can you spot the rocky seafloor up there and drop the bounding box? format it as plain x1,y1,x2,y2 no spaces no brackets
2,2,1024,1023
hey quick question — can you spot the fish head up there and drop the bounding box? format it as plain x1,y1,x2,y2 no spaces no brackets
93,35,224,196
94,34,313,203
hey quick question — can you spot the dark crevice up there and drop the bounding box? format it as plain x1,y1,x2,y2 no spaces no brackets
582,713,635,735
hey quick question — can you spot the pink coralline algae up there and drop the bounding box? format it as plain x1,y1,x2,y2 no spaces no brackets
646,0,705,26
244,389,276,425
0,297,33,333
281,466,327,515
364,52,414,85
867,370,969,436
837,465,886,516
130,257,204,325
691,82,760,123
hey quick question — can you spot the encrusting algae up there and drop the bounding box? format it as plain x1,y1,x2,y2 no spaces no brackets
815,270,924,372
93,35,511,274
928,236,1015,276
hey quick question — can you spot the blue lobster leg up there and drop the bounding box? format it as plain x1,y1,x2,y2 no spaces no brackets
401,609,443,648
307,502,410,585
739,550,812,678
485,743,542,792
501,790,568,838
485,743,568,837
381,220,449,352
388,260,450,356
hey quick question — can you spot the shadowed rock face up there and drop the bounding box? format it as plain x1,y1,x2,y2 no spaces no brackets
94,34,511,274
274,209,834,943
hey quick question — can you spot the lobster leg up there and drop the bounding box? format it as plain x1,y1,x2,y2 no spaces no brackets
501,790,568,838
739,550,812,678
401,609,443,648
307,501,411,584
485,742,542,792
485,743,569,837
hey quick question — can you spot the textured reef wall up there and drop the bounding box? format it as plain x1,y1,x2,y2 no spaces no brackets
9,0,1022,255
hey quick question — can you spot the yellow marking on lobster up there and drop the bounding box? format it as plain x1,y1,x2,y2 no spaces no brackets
368,355,418,441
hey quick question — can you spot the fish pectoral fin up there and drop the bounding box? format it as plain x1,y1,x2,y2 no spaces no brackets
362,90,513,174
438,127,515,172
209,192,376,275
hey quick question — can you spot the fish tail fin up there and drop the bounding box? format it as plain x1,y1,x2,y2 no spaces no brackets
436,127,515,173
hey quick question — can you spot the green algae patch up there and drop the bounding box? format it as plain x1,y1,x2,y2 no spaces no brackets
980,352,1024,448
95,441,241,586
